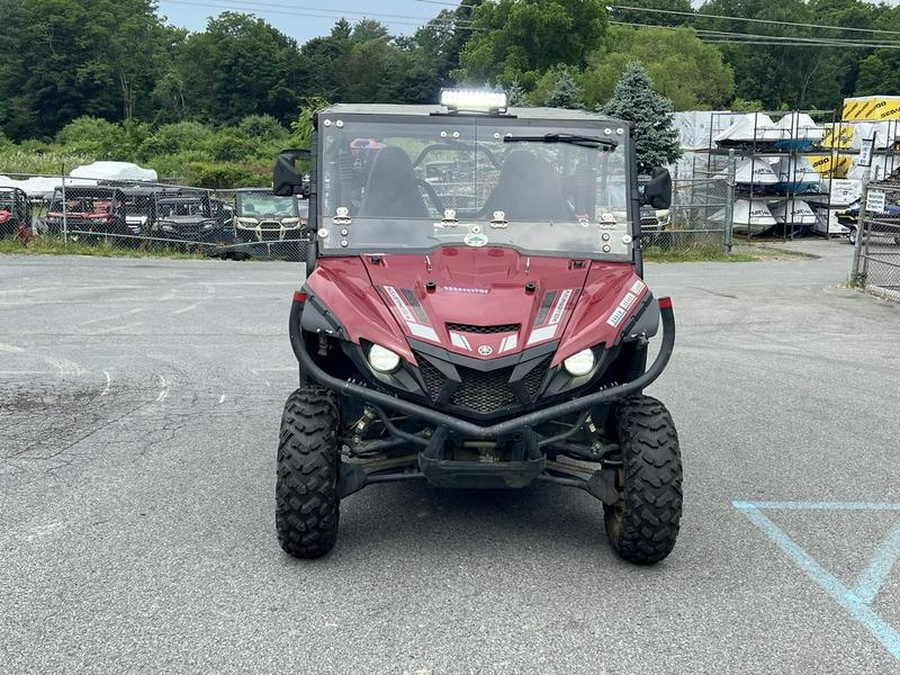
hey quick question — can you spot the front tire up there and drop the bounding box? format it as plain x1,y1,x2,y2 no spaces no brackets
604,395,683,564
848,226,858,246
276,387,341,559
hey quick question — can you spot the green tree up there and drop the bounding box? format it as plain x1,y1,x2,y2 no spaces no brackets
0,0,171,139
456,0,608,88
580,26,734,110
531,67,582,108
600,62,681,171
396,8,476,103
338,35,410,102
697,0,873,109
290,97,330,149
179,12,305,124
299,21,353,101
609,0,695,26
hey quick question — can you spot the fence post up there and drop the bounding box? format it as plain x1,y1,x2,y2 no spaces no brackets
723,149,736,254
851,137,875,286
61,165,68,245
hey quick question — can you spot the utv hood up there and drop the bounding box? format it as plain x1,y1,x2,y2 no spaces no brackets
304,247,652,366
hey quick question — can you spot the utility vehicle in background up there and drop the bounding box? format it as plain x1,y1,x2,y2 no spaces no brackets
45,186,128,243
233,188,308,260
273,91,682,564
0,187,32,241
151,189,228,250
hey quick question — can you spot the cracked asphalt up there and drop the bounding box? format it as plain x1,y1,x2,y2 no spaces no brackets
1,241,898,674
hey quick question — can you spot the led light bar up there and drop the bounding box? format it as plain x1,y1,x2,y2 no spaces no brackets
440,89,508,113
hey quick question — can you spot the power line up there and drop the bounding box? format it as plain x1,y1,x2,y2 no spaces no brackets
160,0,480,29
610,5,900,38
610,20,900,50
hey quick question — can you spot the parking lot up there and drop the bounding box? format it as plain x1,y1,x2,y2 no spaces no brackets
1,241,898,674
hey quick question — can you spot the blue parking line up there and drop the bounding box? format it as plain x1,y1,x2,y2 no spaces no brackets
734,501,900,661
735,501,900,511
852,522,900,606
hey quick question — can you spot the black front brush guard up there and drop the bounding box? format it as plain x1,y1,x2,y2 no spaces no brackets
289,295,676,440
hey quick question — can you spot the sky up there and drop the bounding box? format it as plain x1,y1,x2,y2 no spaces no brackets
155,0,450,44
155,0,900,46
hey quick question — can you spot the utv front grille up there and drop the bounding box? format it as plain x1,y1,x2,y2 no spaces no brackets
414,351,551,415
522,356,550,399
446,323,520,335
450,367,519,412
417,356,446,402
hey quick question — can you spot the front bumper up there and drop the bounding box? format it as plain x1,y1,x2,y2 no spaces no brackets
289,296,676,440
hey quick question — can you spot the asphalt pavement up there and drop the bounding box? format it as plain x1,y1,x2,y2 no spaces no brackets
0,241,898,674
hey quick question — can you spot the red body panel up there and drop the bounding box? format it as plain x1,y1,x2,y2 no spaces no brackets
305,247,651,364
0,211,10,224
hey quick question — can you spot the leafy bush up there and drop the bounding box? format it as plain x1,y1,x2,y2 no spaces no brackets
237,114,289,141
55,117,132,159
204,130,260,162
138,121,213,159
184,161,265,189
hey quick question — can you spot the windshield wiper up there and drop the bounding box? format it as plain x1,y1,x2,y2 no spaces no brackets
503,133,618,149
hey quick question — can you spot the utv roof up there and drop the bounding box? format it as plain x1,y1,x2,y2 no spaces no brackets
319,104,626,125
52,185,124,195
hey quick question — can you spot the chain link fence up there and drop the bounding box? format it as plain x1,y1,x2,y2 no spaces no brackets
3,162,739,260
656,152,734,253
853,180,900,299
0,173,310,262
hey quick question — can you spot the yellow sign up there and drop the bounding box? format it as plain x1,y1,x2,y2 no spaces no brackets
820,123,854,149
808,154,852,178
842,96,900,121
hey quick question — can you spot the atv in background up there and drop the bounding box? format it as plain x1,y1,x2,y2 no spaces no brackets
45,186,128,244
272,91,682,565
0,187,32,242
151,189,229,251
232,188,308,260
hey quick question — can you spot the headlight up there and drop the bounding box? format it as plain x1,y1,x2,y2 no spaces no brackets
236,217,259,227
563,349,595,376
369,344,400,373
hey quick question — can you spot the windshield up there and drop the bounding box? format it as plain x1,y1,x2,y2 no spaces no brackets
158,199,208,218
50,191,118,214
318,115,633,258
236,192,298,218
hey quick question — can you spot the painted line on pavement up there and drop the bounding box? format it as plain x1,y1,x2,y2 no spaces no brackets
734,500,900,661
851,522,900,606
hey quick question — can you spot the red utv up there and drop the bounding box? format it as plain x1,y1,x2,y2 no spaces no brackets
45,186,128,244
0,187,32,243
273,92,682,564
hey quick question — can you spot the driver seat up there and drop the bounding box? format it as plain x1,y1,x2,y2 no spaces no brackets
483,150,569,221
358,147,429,218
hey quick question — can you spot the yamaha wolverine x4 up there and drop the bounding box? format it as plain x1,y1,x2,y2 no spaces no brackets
273,91,682,564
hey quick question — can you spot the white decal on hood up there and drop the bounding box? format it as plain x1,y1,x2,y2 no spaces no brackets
408,322,439,342
499,334,518,353
383,285,415,323
449,332,472,351
607,307,628,327
548,288,573,326
608,283,647,328
527,288,573,345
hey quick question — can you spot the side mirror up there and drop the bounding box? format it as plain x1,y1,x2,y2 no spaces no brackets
641,167,672,210
273,149,311,197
